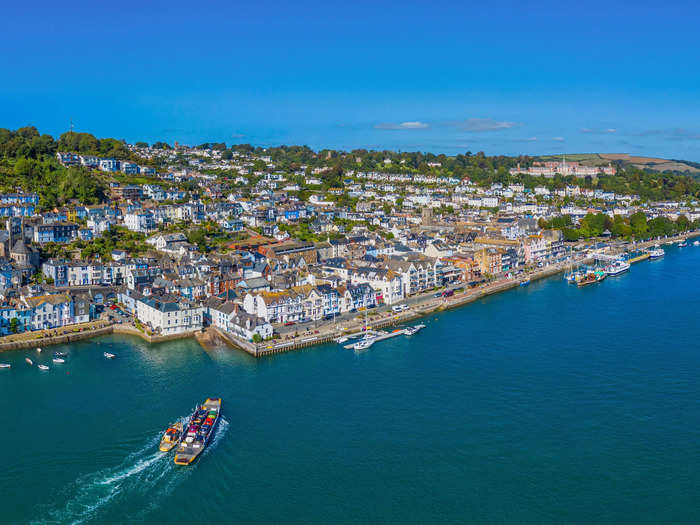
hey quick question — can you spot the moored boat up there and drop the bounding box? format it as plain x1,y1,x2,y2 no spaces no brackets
648,245,665,259
53,351,67,358
605,259,631,276
519,279,530,287
52,358,65,364
0,363,10,368
404,324,425,336
159,421,184,452
104,352,116,359
38,364,49,371
174,398,222,465
353,337,375,351
334,336,349,344
694,240,700,247
577,270,606,287
36,347,42,353
678,240,687,247
25,357,33,366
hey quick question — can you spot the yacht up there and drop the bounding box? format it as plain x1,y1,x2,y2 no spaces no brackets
334,336,349,344
353,337,376,351
605,259,631,276
648,245,665,259
404,324,425,336
0,363,10,369
104,352,116,359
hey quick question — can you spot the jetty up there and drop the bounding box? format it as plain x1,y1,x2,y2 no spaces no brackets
341,326,424,350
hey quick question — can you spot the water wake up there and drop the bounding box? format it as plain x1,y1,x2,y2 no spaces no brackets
32,416,229,524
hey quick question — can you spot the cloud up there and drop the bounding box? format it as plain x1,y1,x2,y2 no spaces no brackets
231,133,245,139
512,137,538,143
552,136,565,142
374,121,430,130
446,118,520,132
581,127,617,134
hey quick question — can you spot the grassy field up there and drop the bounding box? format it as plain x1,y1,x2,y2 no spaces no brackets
536,153,700,174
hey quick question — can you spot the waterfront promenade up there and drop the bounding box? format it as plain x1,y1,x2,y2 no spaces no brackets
1,232,695,356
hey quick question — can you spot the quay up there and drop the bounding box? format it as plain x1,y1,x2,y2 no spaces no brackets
1,231,697,357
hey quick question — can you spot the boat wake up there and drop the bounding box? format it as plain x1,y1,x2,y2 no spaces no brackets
31,416,230,524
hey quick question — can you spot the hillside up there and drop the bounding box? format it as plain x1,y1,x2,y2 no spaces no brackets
537,153,700,175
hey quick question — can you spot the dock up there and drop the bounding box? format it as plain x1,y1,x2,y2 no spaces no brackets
342,324,426,349
343,329,406,349
628,253,650,264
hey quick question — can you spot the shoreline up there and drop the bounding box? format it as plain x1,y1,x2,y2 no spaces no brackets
1,232,695,355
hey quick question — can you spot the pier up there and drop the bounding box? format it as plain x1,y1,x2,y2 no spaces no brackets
341,327,419,350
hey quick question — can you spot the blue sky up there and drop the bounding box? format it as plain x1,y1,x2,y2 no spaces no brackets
2,0,699,159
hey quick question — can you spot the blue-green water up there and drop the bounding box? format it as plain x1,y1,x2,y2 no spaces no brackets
3,246,700,524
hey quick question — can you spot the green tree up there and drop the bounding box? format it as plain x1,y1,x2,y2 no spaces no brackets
629,211,648,239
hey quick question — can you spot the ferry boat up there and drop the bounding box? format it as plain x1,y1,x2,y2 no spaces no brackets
0,363,10,369
103,352,116,359
25,357,33,366
159,421,184,452
577,270,606,287
404,324,425,336
605,259,631,276
648,246,665,259
38,364,49,371
174,398,222,465
353,337,376,351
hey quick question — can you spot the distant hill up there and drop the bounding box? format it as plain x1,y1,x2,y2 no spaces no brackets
536,153,700,175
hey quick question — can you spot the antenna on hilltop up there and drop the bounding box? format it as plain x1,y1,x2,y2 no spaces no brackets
70,118,74,138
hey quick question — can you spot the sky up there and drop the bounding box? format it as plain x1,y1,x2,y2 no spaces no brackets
2,0,700,159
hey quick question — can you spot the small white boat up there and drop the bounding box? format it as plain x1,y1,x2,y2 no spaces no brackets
335,336,349,344
38,364,49,371
36,347,42,353
353,337,376,351
25,357,33,366
694,240,700,247
649,246,665,259
104,352,116,359
605,259,631,276
0,363,10,368
404,324,425,336
678,241,687,247
52,358,65,364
